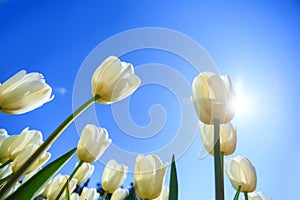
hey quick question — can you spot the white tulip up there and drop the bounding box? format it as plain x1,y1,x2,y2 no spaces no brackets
226,156,257,192
12,144,51,174
43,174,78,200
80,187,100,200
0,128,43,163
111,188,129,200
200,122,237,156
154,185,169,200
134,154,168,199
77,124,112,163
192,72,236,124
102,159,128,193
246,191,271,200
0,70,54,114
73,162,94,185
91,56,141,104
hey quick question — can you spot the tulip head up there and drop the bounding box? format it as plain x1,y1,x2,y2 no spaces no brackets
91,56,141,104
80,187,100,200
0,70,54,114
225,156,257,192
73,162,95,185
134,154,168,199
102,159,128,193
200,122,237,156
111,188,129,200
192,72,236,125
12,144,51,174
76,124,112,163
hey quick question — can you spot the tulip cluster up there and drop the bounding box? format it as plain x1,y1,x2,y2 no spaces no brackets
192,72,269,199
0,56,270,200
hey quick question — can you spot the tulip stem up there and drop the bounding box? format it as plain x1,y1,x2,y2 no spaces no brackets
213,119,224,200
102,191,108,199
55,160,84,200
0,160,12,169
0,95,100,199
244,192,249,200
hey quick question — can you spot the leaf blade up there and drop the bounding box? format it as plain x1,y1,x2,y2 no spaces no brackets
169,155,178,200
6,148,76,200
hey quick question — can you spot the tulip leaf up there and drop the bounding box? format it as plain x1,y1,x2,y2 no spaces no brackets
233,185,241,200
6,148,76,200
169,155,178,200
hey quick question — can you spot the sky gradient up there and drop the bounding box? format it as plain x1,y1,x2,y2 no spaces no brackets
1,1,300,199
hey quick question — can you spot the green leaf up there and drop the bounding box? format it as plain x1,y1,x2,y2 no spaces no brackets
233,185,241,200
6,148,76,200
169,155,178,200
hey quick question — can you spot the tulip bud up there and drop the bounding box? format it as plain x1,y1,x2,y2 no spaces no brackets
111,188,129,200
0,70,54,114
134,154,168,199
225,156,257,192
200,122,237,156
73,162,94,185
12,144,51,174
0,128,43,163
80,187,100,200
192,72,236,125
76,124,112,163
43,174,78,200
154,185,169,200
91,56,141,104
102,159,128,193
246,191,271,200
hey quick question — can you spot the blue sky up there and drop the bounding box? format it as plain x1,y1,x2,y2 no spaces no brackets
1,0,300,199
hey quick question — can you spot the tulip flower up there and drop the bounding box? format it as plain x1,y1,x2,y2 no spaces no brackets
0,70,54,114
102,159,128,193
134,154,168,199
245,191,270,200
0,128,43,163
12,144,51,174
154,185,169,200
73,162,95,185
43,174,78,200
192,72,236,125
111,188,129,200
76,124,112,163
80,187,99,200
91,55,141,104
200,122,237,156
225,156,257,192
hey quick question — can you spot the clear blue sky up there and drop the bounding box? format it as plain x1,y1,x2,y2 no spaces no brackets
1,0,299,199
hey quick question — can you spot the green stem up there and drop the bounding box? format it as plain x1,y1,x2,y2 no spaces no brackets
244,192,248,200
102,191,108,199
0,160,12,169
0,95,100,199
233,185,241,200
55,160,84,200
213,119,224,200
